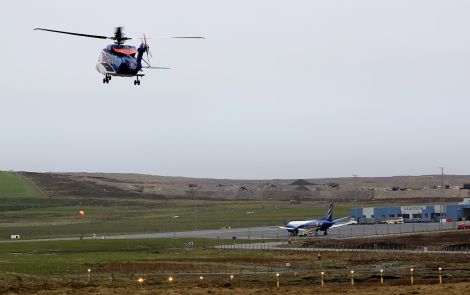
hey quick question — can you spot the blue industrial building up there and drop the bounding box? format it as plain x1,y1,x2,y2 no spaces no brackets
350,198,470,223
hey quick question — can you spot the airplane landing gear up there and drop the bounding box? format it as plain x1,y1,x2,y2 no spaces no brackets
324,230,328,236
134,77,141,85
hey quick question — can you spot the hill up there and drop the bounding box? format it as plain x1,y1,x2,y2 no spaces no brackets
0,171,43,198
18,171,470,202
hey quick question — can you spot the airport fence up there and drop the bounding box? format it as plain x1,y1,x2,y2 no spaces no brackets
217,240,470,254
4,262,468,288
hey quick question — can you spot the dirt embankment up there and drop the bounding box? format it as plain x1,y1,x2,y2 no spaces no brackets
17,171,470,201
18,172,168,200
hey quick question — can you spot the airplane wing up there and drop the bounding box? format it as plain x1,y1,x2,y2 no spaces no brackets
333,216,350,223
330,218,356,228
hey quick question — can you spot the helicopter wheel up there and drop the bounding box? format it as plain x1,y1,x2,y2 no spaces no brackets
103,78,106,84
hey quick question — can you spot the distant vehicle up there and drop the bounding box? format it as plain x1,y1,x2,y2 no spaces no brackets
278,203,349,237
381,217,404,224
458,223,470,230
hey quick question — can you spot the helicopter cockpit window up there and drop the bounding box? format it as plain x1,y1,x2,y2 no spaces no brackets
99,52,108,63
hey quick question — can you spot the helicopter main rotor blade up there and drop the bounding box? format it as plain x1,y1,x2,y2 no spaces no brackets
34,28,109,40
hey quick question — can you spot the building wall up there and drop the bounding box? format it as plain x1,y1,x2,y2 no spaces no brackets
350,204,470,223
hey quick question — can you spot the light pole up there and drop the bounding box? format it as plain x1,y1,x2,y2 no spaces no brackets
439,167,445,229
438,267,442,284
353,174,358,202
246,211,254,239
189,185,201,230
172,215,180,237
171,215,180,248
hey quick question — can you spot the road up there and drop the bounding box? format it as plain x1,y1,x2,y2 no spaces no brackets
0,222,459,243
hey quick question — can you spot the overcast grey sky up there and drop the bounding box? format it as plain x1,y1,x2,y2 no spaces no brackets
1,1,469,179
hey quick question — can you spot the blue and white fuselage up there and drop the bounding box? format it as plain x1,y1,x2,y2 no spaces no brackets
96,44,145,77
284,219,333,233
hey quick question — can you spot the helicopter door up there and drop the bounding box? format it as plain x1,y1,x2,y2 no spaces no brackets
96,51,116,74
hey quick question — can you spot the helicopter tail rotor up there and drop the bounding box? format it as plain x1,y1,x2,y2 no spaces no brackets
141,33,153,62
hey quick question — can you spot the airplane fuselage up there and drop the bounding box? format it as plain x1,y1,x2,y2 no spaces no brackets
285,219,333,232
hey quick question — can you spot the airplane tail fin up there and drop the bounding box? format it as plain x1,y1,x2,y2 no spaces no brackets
325,202,333,222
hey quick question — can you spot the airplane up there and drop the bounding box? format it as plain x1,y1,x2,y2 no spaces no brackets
34,27,203,85
279,202,351,237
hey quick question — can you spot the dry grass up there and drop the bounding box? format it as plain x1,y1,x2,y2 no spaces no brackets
1,274,468,295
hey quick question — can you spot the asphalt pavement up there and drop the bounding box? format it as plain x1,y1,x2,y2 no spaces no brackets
0,222,459,243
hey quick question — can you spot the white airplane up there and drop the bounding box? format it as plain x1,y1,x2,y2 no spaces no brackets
279,203,352,237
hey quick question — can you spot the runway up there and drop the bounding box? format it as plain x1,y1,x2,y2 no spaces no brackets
159,221,457,240
1,222,459,243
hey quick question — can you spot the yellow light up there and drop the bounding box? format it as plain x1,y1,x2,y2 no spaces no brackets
87,268,91,273
168,276,173,282
276,273,280,277
410,268,414,273
439,267,442,271
380,269,383,273
199,276,204,280
321,271,325,275
137,278,144,283
350,270,354,274
230,275,234,280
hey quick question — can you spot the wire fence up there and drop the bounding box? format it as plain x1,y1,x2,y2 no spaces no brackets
5,263,467,288
217,240,470,254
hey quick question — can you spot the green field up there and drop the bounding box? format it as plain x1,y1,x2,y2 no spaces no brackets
0,198,353,239
0,171,359,239
0,171,42,198
0,238,253,275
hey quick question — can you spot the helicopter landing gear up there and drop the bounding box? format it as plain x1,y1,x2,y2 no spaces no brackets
134,77,141,85
102,74,111,84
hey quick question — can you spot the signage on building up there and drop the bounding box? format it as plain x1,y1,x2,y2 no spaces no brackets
401,206,426,212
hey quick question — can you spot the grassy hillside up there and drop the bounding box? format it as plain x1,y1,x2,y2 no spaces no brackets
0,171,43,198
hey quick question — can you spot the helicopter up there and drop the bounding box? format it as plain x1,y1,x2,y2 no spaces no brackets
34,27,203,85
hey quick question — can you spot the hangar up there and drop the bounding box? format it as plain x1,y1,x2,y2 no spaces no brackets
350,198,470,223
